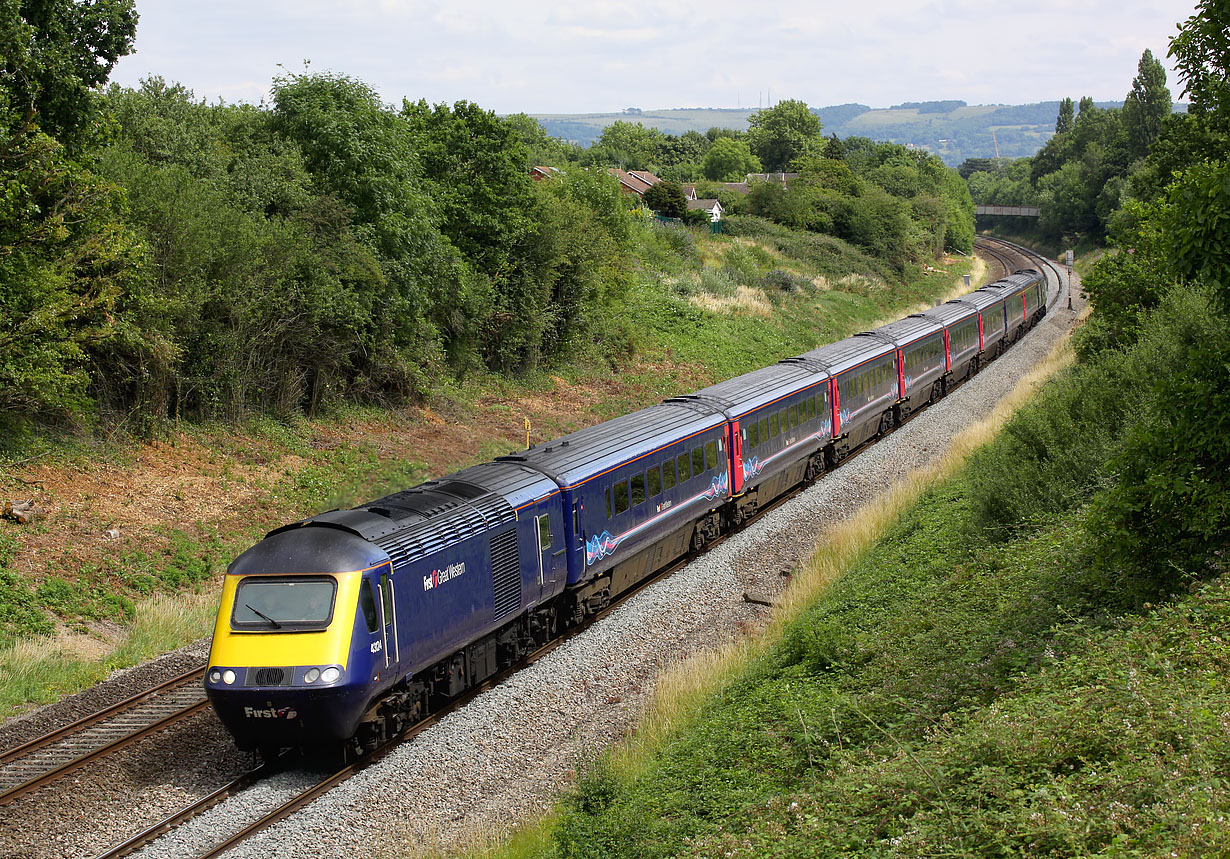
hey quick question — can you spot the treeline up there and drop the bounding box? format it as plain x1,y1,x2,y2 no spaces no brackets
1,2,642,432
563,101,975,271
1,2,973,437
965,49,1182,242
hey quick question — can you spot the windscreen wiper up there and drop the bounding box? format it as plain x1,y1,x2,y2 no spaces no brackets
245,603,282,628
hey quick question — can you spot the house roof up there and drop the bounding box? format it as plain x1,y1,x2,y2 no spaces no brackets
722,182,749,195
608,168,658,195
530,166,561,179
687,198,722,211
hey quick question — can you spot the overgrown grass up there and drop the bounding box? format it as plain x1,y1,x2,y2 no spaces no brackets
0,593,216,718
475,284,1230,857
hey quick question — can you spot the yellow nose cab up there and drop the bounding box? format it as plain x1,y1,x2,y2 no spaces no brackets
204,526,393,752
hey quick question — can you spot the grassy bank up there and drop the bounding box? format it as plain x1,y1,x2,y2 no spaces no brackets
477,284,1230,857
0,219,976,718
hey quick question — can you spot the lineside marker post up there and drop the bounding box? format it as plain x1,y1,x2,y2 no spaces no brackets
1065,249,1074,311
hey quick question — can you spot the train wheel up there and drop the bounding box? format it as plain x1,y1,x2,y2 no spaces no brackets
691,528,705,551
877,412,891,436
929,382,941,404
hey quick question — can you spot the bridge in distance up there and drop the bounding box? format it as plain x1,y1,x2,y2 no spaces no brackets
975,205,1041,217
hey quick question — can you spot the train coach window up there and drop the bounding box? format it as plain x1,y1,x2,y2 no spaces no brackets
613,481,630,515
678,453,691,482
648,465,662,497
770,413,780,438
631,473,646,506
808,396,817,421
692,447,705,477
759,417,769,444
360,581,379,633
663,459,676,490
748,421,760,448
789,404,798,429
705,441,718,471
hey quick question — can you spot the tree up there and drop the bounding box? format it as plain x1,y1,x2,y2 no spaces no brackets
592,120,663,169
1169,0,1230,130
1055,97,1075,134
642,180,687,218
701,136,761,181
0,0,138,144
1122,49,1172,158
746,99,823,172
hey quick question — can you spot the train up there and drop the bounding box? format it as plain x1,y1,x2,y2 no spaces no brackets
204,269,1048,758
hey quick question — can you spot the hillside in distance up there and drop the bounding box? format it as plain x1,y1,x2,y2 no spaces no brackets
532,100,1130,166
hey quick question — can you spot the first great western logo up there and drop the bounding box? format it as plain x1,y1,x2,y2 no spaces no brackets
423,561,466,592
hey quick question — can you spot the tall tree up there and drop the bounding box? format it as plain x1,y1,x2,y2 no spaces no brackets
701,136,761,181
1055,97,1075,134
1169,0,1230,130
0,0,137,145
1122,49,1172,158
746,99,824,172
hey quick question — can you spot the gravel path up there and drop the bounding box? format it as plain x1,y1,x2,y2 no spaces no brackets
2,261,1083,859
127,264,1084,859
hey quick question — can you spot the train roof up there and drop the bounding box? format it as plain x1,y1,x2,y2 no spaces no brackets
960,288,1007,311
256,460,555,571
993,269,1044,294
784,332,896,376
915,300,979,326
499,401,724,489
667,362,829,419
871,315,943,346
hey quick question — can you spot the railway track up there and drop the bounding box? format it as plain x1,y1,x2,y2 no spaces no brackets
4,240,1069,859
114,241,1071,859
0,667,208,807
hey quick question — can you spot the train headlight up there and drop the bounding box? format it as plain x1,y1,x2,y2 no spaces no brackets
209,669,222,684
320,667,341,684
304,667,321,684
222,670,237,685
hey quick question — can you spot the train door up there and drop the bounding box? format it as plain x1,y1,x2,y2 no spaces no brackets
376,566,399,675
729,420,744,494
534,504,563,600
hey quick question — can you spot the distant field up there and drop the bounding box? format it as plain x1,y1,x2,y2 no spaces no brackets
530,100,1131,166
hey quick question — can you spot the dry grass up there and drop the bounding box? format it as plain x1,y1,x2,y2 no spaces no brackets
686,286,773,316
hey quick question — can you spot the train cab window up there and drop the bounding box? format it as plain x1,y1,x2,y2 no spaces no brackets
232,576,337,632
360,581,379,633
648,465,662,497
678,453,691,481
379,571,393,625
605,486,613,519
613,481,630,515
748,420,760,448
770,413,780,438
663,459,677,490
705,441,718,470
789,404,798,428
692,447,705,477
631,473,646,506
537,513,552,549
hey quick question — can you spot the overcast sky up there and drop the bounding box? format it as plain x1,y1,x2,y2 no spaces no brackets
109,0,1201,115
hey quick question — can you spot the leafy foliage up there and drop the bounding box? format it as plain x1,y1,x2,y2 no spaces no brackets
746,99,824,172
